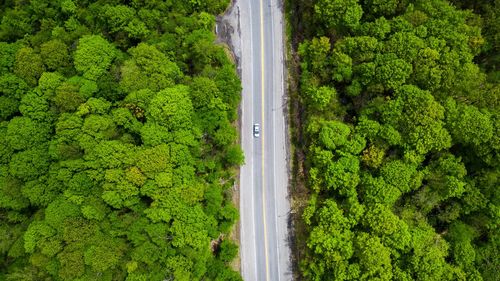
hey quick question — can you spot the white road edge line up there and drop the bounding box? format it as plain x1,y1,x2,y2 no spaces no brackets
269,1,282,280
247,1,258,279
259,0,271,279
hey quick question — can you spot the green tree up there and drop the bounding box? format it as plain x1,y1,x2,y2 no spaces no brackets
6,117,50,151
0,9,33,41
407,222,458,280
19,91,52,122
381,85,452,154
212,64,241,121
52,80,85,112
0,42,21,74
120,43,182,93
374,53,412,90
321,121,350,150
218,240,238,262
364,0,400,16
21,176,61,207
380,160,420,193
445,100,494,146
427,154,467,198
303,199,355,280
298,37,332,81
361,174,402,205
354,232,393,280
102,5,149,39
315,0,364,29
0,167,29,210
40,40,70,71
224,144,244,166
37,72,64,97
74,35,117,81
148,85,194,131
305,85,337,111
14,47,45,86
57,249,85,280
83,239,126,272
361,145,385,168
362,204,411,250
447,221,478,269
308,200,355,260
0,96,19,120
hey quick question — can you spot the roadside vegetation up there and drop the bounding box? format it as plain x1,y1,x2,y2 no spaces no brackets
288,0,499,280
0,1,243,280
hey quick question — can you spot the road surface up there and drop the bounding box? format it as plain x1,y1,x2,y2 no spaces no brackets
236,0,292,280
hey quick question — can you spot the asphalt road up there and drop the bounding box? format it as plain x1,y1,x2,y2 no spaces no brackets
238,0,292,280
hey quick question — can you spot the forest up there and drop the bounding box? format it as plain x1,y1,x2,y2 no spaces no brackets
288,0,499,280
0,0,244,280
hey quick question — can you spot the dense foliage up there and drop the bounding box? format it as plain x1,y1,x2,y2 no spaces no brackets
290,0,499,280
0,0,244,280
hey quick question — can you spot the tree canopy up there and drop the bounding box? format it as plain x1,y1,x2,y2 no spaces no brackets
290,0,499,280
0,0,241,280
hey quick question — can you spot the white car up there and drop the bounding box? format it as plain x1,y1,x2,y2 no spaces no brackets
253,123,260,138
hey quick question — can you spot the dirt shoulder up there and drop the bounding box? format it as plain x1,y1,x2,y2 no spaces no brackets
216,0,242,274
284,0,310,280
